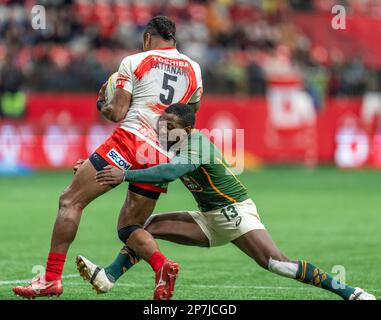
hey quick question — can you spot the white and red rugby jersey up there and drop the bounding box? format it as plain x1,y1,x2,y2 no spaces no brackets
116,46,203,149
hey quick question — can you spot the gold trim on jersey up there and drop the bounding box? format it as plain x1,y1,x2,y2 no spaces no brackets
200,167,237,204
216,158,247,191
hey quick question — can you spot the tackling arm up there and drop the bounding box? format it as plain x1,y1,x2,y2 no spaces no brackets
124,161,196,184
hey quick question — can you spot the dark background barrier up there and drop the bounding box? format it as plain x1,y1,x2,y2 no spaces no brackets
1,93,380,169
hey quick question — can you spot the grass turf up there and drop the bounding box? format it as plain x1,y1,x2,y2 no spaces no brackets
0,167,380,300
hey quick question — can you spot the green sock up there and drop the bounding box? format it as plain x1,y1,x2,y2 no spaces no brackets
296,260,355,299
104,246,141,282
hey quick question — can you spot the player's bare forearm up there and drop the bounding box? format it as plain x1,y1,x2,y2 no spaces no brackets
98,86,131,123
101,91,130,122
101,103,125,122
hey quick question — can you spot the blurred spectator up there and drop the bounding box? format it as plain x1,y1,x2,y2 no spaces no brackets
0,0,380,101
0,43,26,118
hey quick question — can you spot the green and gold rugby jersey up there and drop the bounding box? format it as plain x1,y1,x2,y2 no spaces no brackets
174,130,249,212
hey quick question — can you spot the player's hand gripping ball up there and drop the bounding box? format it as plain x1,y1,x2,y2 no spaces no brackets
105,72,118,102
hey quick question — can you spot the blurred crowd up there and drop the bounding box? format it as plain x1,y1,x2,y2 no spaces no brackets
1,0,381,115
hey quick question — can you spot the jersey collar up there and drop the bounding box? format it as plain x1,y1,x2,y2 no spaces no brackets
152,46,177,50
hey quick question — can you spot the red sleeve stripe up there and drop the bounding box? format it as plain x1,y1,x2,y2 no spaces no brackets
134,56,155,81
180,64,198,104
116,73,130,89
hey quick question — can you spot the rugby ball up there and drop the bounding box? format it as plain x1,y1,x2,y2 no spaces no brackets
105,72,118,102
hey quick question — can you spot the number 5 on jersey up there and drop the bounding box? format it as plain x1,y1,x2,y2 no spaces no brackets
160,73,178,105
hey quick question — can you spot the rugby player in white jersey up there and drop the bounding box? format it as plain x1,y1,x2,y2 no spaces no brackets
13,16,203,300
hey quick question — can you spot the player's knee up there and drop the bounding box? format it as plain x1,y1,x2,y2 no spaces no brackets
118,225,141,244
58,191,70,209
58,190,87,212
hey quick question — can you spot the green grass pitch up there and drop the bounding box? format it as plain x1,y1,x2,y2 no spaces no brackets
0,167,380,300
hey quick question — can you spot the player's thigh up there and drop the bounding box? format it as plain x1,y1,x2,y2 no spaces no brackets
232,229,290,268
117,189,157,228
61,159,112,208
145,212,209,247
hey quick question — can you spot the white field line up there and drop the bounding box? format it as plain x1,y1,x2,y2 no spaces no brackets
0,274,79,285
1,274,381,292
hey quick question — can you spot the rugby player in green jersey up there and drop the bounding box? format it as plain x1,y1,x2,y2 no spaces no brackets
76,103,375,300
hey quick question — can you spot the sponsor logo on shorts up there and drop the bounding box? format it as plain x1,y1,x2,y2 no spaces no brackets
107,149,131,170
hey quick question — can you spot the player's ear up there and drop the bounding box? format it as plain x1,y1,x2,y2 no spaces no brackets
143,33,151,51
184,127,192,135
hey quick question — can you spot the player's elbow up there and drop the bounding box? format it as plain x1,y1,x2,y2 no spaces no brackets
101,104,124,123
109,113,124,123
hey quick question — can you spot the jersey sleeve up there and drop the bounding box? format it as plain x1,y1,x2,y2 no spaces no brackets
188,63,203,104
116,56,134,94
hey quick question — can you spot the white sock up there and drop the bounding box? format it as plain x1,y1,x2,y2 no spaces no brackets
268,257,298,279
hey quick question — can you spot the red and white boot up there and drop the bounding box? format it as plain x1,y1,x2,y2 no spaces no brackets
153,260,179,300
13,277,63,299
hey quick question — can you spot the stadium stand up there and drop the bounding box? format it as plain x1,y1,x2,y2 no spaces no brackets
1,0,380,98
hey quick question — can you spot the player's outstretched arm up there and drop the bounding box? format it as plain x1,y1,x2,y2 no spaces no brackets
95,161,196,185
97,84,131,123
125,162,195,184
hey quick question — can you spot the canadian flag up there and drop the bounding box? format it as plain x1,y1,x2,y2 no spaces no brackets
334,116,370,168
267,87,316,130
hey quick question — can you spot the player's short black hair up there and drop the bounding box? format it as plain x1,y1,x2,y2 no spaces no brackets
144,16,176,43
165,103,195,128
